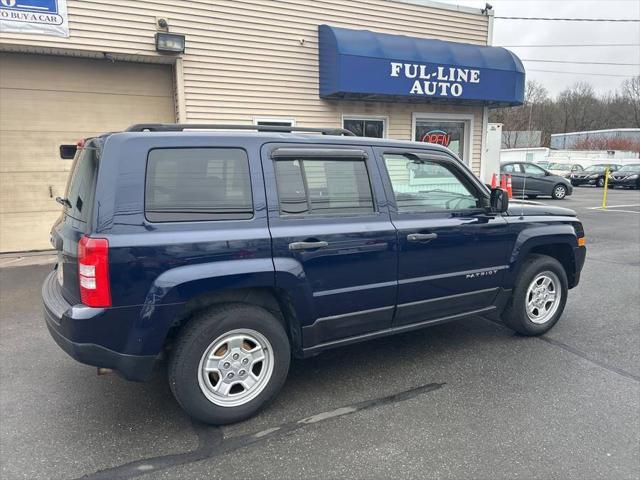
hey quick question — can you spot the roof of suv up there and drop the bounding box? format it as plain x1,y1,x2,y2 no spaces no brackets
100,123,458,158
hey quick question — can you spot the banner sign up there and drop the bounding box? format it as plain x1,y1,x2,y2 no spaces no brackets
319,25,525,106
0,0,69,37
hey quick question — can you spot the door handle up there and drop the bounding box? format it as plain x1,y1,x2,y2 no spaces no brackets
288,240,329,251
407,233,438,243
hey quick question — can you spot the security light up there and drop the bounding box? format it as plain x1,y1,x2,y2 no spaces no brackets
155,33,185,53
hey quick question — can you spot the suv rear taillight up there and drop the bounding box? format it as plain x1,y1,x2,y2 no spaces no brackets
78,236,111,307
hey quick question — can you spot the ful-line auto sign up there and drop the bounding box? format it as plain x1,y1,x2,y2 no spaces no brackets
390,62,481,98
0,0,69,37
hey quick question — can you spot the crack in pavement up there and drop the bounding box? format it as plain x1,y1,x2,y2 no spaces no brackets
483,318,640,383
538,335,640,382
75,382,445,480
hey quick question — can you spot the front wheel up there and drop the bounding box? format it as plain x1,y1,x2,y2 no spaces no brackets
596,177,605,188
551,184,568,200
502,254,568,336
169,303,291,425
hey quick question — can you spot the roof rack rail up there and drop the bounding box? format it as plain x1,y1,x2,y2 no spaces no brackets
125,123,356,136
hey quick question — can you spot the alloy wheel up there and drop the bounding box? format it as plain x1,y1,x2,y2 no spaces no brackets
197,329,274,407
525,271,562,324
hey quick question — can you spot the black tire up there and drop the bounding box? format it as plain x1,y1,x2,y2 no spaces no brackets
551,183,568,200
596,177,605,188
570,180,578,187
168,303,291,425
502,254,568,336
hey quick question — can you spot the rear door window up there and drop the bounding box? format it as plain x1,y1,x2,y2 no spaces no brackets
273,158,374,216
145,148,253,222
64,141,99,224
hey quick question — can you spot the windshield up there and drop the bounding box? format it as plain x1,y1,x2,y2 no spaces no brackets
548,163,572,170
584,165,608,173
618,164,640,172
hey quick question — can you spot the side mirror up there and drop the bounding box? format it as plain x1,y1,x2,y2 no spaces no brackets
490,188,509,213
59,144,77,159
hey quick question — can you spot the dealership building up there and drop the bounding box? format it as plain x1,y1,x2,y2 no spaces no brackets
0,0,524,252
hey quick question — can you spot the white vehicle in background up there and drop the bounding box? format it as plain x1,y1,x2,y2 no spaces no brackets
546,162,586,178
534,160,551,170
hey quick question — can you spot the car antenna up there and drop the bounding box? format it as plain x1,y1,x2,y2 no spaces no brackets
520,163,527,219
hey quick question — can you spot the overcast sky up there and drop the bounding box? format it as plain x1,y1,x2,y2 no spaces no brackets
436,0,640,97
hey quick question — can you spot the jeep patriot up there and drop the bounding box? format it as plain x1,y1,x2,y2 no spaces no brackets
43,124,586,424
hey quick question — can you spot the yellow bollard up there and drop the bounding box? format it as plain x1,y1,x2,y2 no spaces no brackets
601,168,610,209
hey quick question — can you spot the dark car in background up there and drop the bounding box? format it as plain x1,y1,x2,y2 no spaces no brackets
608,164,640,189
570,163,622,188
501,161,573,200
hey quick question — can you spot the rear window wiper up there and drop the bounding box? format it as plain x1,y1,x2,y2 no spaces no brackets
55,196,72,208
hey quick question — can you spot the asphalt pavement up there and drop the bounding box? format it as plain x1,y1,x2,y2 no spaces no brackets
1,186,638,480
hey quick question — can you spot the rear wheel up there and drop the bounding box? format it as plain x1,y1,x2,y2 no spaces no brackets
502,254,568,336
169,303,290,425
596,177,605,188
551,184,567,200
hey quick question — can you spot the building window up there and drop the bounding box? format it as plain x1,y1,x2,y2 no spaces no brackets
253,118,295,127
343,117,386,138
413,114,473,165
273,158,374,216
145,148,253,222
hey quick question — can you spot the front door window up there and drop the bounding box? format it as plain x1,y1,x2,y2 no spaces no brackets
415,120,467,162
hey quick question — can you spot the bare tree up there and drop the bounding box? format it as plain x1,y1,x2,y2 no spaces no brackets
621,75,640,127
489,78,639,148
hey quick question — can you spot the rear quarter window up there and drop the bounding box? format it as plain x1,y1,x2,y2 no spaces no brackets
145,148,253,222
64,142,99,224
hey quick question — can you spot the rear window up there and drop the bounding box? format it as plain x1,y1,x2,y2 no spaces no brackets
64,141,99,224
145,148,253,222
273,158,374,216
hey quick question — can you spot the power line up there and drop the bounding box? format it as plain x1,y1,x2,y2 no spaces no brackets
494,16,640,22
522,59,640,66
527,69,637,77
501,43,640,48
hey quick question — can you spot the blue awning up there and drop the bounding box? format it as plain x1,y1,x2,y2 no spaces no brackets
319,25,525,107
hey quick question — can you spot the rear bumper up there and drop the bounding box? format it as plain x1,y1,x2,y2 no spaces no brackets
42,271,157,381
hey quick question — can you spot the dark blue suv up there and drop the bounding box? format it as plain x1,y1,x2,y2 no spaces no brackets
43,124,586,424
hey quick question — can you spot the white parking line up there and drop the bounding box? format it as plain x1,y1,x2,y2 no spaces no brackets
587,206,640,214
587,204,640,209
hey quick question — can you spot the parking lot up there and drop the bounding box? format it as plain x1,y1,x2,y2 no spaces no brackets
1,186,638,480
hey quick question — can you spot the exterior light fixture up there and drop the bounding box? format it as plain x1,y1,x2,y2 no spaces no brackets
155,32,185,53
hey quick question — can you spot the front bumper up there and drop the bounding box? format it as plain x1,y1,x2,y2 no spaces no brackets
42,271,157,381
571,177,597,186
609,177,638,188
572,245,586,288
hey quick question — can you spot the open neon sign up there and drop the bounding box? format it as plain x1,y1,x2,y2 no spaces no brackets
421,130,451,147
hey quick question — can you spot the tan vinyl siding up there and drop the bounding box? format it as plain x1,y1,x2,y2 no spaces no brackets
1,0,488,170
